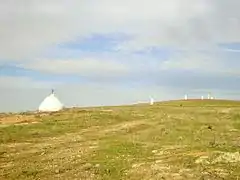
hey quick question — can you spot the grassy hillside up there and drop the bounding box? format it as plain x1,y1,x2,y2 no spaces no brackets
1,100,240,180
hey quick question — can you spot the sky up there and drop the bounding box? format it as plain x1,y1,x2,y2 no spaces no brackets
0,0,240,112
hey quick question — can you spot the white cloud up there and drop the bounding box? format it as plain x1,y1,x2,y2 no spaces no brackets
221,48,240,53
20,58,130,76
0,0,240,61
14,47,240,78
0,0,89,60
160,49,240,76
0,76,62,88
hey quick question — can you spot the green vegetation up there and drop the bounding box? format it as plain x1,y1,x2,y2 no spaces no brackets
1,100,240,179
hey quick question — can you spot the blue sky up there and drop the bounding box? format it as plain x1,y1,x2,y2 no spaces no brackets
0,0,240,112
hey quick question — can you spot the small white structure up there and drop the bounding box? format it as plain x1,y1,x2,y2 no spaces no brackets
38,89,64,112
184,94,188,100
207,93,211,99
150,96,154,105
201,96,204,100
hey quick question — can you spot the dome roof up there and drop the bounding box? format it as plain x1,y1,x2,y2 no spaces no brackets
38,91,63,112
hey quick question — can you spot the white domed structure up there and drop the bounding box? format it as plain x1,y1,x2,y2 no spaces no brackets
38,90,64,112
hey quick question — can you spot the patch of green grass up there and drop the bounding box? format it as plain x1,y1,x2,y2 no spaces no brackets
84,140,153,179
232,113,240,130
0,110,138,143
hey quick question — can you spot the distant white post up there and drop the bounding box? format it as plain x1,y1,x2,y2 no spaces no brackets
150,97,154,105
184,94,188,100
201,96,204,100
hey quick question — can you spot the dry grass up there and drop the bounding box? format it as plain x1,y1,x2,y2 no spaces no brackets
0,100,240,180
